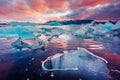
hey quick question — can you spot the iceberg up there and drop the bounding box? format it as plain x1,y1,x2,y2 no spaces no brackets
100,22,113,31
38,27,70,41
0,26,38,40
72,21,120,40
113,20,120,30
11,37,31,50
47,21,61,26
30,40,45,51
11,37,45,51
42,48,109,80
0,34,18,39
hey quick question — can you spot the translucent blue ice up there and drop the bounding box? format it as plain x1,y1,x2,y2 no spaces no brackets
0,26,38,39
42,48,110,80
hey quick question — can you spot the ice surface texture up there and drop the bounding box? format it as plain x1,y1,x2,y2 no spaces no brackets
42,48,110,80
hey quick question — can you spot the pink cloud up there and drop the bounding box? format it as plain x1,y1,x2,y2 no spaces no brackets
0,0,119,22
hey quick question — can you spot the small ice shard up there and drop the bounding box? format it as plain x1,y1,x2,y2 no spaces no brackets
25,68,28,71
31,58,35,60
63,50,68,54
79,78,82,80
42,48,109,80
40,74,42,76
50,72,54,77
27,78,29,80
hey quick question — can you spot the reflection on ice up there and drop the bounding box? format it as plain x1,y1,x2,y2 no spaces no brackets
42,48,110,80
88,44,104,49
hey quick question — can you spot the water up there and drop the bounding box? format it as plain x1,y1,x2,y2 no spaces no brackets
0,25,120,80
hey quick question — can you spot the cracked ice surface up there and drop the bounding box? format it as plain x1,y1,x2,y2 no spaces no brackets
42,48,110,80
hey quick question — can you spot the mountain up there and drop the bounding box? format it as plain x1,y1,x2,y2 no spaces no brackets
0,22,9,27
45,19,120,26
59,19,93,25
45,20,93,25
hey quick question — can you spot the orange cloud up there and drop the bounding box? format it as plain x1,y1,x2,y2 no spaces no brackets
45,0,68,11
13,1,37,15
26,0,47,13
0,0,119,22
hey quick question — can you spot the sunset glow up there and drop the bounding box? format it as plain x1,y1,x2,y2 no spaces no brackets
0,0,119,22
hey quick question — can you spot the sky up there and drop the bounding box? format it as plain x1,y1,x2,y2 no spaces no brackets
0,0,120,22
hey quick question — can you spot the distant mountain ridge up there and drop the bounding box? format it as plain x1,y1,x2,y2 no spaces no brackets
44,20,118,25
0,20,118,26
45,20,93,25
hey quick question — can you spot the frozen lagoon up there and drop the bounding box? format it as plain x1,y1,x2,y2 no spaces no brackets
0,22,120,80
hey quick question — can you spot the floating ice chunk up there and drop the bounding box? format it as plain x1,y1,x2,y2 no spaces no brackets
29,40,45,51
74,25,88,37
114,20,120,30
72,21,120,40
100,22,113,31
39,27,70,41
47,21,61,26
63,50,68,53
11,38,45,51
42,48,109,80
26,78,29,80
0,34,18,39
11,37,30,50
0,26,37,39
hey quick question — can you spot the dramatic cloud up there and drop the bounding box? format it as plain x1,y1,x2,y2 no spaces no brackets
87,2,120,20
0,0,119,22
